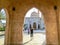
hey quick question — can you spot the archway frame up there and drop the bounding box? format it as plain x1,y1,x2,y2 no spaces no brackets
0,8,10,44
23,6,58,45
0,0,59,45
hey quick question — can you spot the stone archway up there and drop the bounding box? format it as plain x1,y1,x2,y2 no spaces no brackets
3,8,9,45
0,0,59,45
23,6,58,45
0,8,9,45
4,5,58,45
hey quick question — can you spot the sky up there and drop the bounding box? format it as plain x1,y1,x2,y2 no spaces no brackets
1,20,6,23
25,7,42,17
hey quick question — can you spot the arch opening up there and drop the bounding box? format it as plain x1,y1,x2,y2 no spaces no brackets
23,7,46,45
0,8,8,45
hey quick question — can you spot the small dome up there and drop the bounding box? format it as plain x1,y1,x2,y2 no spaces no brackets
31,12,39,17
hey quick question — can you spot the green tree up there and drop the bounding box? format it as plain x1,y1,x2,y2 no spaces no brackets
0,12,6,20
0,12,6,31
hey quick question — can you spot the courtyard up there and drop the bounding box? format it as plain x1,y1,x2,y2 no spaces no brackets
0,30,46,45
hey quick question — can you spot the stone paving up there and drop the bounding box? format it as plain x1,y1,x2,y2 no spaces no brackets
0,36,4,45
23,32,46,45
0,31,5,36
0,31,46,45
0,31,5,45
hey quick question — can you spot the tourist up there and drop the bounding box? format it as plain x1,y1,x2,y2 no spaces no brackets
30,28,33,37
28,28,30,34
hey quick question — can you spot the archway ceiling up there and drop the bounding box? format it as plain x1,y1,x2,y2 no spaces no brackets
0,0,59,7
0,0,60,16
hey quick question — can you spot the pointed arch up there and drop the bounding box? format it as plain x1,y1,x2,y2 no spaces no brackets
25,7,42,17
0,8,9,45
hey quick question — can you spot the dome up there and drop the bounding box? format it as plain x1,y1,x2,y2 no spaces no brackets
31,12,39,17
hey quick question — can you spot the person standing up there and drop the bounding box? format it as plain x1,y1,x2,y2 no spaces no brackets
29,24,34,38
30,28,33,37
28,28,30,34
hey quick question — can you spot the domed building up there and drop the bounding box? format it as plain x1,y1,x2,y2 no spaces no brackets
31,12,39,17
24,11,45,30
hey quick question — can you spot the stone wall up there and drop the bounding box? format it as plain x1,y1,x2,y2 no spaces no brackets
0,0,60,45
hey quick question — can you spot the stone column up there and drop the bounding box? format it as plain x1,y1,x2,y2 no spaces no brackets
58,6,60,45
44,8,58,45
5,6,24,45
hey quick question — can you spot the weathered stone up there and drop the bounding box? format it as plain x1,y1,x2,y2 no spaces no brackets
0,0,60,45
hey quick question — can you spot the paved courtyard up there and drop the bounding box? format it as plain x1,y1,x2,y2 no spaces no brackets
0,30,46,45
23,32,46,45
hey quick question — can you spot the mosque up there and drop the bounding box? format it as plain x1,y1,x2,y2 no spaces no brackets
24,11,45,30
